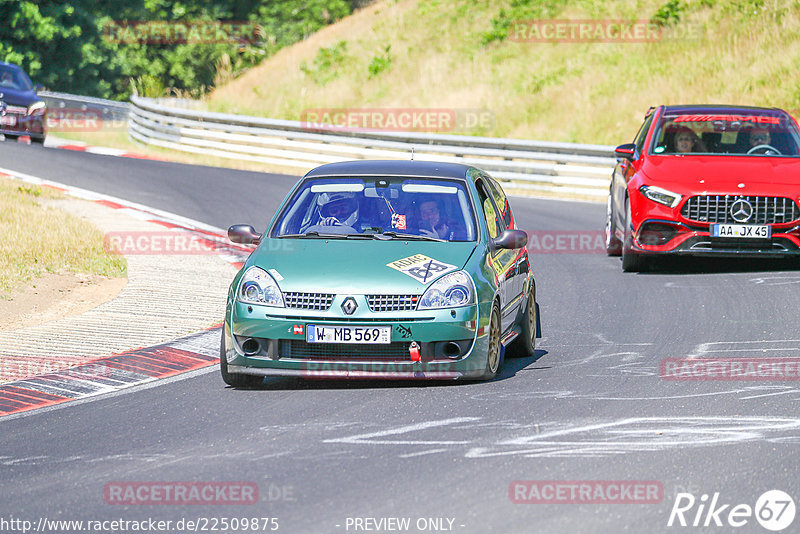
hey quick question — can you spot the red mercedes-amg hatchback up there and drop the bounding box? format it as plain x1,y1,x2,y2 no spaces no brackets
606,105,800,271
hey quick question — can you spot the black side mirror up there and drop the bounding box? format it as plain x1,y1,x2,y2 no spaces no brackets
228,224,261,245
615,143,636,161
493,229,527,250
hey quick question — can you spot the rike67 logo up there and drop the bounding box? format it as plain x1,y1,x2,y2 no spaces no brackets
668,490,795,531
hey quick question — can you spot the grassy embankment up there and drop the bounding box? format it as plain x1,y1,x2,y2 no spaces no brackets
60,0,800,167
0,178,126,297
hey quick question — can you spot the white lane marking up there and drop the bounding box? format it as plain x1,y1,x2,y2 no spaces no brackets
687,339,800,358
320,416,800,459
750,276,800,285
398,449,450,458
323,417,481,445
465,416,800,458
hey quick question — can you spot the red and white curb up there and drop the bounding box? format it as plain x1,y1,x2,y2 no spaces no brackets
0,327,222,417
44,136,166,161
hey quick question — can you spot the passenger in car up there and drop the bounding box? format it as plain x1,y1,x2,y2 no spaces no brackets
673,126,707,153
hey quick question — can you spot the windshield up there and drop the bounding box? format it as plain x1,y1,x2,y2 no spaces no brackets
0,65,33,91
649,110,800,157
273,176,476,241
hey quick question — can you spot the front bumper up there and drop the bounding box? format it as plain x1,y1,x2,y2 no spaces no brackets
0,113,45,139
630,219,800,258
223,298,488,380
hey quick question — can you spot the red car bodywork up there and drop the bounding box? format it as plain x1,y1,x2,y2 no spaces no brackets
607,105,800,271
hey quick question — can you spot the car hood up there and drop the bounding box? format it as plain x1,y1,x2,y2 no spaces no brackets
0,87,40,107
248,238,479,293
641,155,800,193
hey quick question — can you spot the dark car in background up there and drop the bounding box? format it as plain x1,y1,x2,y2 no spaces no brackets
0,61,46,144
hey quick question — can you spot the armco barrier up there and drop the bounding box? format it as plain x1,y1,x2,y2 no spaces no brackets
39,91,130,123
31,92,616,197
129,96,615,197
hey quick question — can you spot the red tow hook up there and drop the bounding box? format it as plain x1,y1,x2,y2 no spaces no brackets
409,341,421,362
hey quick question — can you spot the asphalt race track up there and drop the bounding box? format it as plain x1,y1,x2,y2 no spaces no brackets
2,141,800,533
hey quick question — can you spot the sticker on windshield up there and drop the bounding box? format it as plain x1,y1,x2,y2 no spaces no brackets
387,254,457,283
672,114,780,125
391,213,407,230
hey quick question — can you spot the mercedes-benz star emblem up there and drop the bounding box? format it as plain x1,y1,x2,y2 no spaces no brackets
730,199,753,223
341,297,358,315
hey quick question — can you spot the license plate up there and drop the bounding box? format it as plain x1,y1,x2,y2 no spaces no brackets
710,224,771,239
0,115,16,126
306,325,391,344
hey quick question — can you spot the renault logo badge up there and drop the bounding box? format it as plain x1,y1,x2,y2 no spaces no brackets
730,199,753,223
341,297,358,315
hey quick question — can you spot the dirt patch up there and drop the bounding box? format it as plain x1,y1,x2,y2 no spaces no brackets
0,273,127,331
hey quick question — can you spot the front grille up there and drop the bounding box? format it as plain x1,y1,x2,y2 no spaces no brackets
367,294,419,312
681,195,800,224
279,340,412,361
284,292,334,311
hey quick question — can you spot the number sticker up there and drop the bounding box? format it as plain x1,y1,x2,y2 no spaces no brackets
386,254,457,283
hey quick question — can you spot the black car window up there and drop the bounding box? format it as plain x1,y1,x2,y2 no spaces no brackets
0,66,32,91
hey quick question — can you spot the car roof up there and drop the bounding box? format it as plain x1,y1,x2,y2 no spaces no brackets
304,160,475,180
0,62,22,70
661,104,789,116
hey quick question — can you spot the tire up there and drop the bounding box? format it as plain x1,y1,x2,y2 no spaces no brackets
32,136,45,145
508,287,536,358
605,192,622,256
220,328,263,387
621,197,648,272
479,302,502,380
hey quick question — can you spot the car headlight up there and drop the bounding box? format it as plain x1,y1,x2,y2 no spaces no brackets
27,101,46,116
640,185,682,208
417,270,475,310
236,266,284,307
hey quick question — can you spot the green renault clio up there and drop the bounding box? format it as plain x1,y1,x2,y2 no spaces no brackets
221,160,539,385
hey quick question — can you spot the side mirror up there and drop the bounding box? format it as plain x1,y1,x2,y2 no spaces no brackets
34,83,44,93
228,224,261,245
492,229,527,250
615,143,636,161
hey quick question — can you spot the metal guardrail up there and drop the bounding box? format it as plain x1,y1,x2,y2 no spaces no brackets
129,96,615,197
39,91,130,122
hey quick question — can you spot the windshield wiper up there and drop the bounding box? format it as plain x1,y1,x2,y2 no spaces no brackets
279,231,373,239
279,231,347,239
379,231,445,242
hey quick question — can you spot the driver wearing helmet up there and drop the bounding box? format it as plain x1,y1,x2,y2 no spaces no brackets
318,192,360,228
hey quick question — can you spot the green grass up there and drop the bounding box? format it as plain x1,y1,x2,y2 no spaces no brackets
200,0,800,144
0,177,127,296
